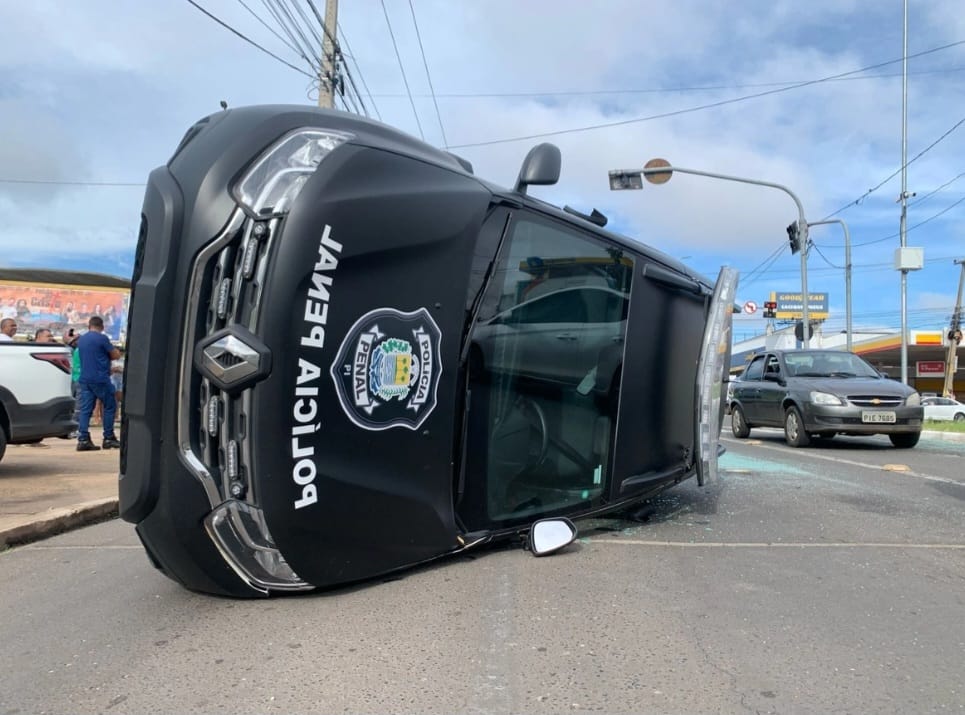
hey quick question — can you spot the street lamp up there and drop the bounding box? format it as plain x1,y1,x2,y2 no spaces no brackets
609,159,813,347
807,219,852,352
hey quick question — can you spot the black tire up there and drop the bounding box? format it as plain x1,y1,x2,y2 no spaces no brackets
731,405,751,438
889,432,920,449
783,406,810,447
0,426,6,463
954,413,965,423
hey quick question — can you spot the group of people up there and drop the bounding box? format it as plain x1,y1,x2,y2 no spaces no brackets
0,318,63,343
1,315,124,451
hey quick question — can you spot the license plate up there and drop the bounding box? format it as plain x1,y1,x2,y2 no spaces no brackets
862,411,896,423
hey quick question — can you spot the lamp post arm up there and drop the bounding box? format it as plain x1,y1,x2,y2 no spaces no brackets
640,165,811,346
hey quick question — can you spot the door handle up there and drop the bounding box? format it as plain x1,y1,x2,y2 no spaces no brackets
555,334,577,341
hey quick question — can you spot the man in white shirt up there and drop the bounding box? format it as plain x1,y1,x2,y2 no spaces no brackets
0,318,16,341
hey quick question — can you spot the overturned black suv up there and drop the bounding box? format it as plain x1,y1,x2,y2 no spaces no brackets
120,105,737,596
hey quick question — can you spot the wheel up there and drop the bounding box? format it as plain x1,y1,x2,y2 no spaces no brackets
731,405,751,438
783,406,810,447
954,413,964,423
0,426,6,463
889,432,920,449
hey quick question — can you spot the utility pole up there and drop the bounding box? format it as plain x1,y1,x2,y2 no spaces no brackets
942,259,965,398
898,0,910,384
318,0,339,108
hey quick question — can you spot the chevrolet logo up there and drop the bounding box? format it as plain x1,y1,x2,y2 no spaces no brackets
871,398,881,405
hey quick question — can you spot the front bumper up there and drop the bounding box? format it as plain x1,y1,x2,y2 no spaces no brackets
803,404,923,434
6,396,76,442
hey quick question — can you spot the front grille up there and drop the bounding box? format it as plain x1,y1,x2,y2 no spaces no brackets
848,395,905,408
177,211,279,507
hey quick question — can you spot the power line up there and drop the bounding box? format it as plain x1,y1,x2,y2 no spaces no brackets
822,113,965,219
737,243,788,291
817,193,965,248
283,0,324,53
407,0,447,148
380,0,424,140
264,0,321,71
447,39,965,149
234,0,300,55
909,171,965,208
0,178,145,187
184,0,315,79
339,27,382,120
367,65,965,100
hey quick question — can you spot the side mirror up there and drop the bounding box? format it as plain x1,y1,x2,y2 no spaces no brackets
528,517,577,557
514,143,561,195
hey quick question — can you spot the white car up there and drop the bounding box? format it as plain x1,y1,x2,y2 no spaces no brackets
922,396,965,422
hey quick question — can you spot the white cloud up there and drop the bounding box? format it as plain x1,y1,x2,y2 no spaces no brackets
1,0,963,328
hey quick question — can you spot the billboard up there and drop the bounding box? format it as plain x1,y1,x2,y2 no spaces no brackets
0,281,129,342
916,360,945,377
770,291,829,320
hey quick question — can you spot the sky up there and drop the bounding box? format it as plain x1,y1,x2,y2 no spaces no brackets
1,0,964,343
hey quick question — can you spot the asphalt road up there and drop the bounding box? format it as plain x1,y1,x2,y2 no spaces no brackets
1,430,964,714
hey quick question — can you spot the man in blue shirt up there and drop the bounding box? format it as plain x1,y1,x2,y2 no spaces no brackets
76,316,122,451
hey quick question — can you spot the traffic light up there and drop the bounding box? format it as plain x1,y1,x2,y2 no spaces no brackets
787,221,801,254
763,301,777,318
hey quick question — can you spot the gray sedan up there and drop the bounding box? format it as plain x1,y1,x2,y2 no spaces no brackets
729,349,923,448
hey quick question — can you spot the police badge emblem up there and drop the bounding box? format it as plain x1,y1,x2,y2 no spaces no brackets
330,307,443,430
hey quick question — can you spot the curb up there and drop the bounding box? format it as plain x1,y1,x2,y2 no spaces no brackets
0,498,119,549
921,429,965,443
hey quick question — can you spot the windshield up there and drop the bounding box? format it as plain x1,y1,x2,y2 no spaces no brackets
784,351,880,378
458,212,632,530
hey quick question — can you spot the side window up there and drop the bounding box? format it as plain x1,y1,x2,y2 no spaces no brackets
765,355,781,375
461,212,633,530
744,357,765,381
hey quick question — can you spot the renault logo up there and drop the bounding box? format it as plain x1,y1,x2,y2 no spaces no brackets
195,327,271,392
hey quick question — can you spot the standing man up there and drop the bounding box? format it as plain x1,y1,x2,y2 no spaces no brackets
76,316,121,451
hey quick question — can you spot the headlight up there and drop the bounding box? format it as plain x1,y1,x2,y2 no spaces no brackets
810,391,844,406
234,128,354,216
905,391,921,406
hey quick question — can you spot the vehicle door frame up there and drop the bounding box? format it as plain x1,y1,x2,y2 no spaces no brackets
736,354,767,422
755,353,788,425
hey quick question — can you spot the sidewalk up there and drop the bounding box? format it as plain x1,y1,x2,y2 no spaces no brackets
0,436,120,548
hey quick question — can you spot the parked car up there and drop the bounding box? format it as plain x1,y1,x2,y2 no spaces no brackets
922,396,965,422
473,284,628,390
119,105,737,597
0,340,76,461
728,349,922,448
